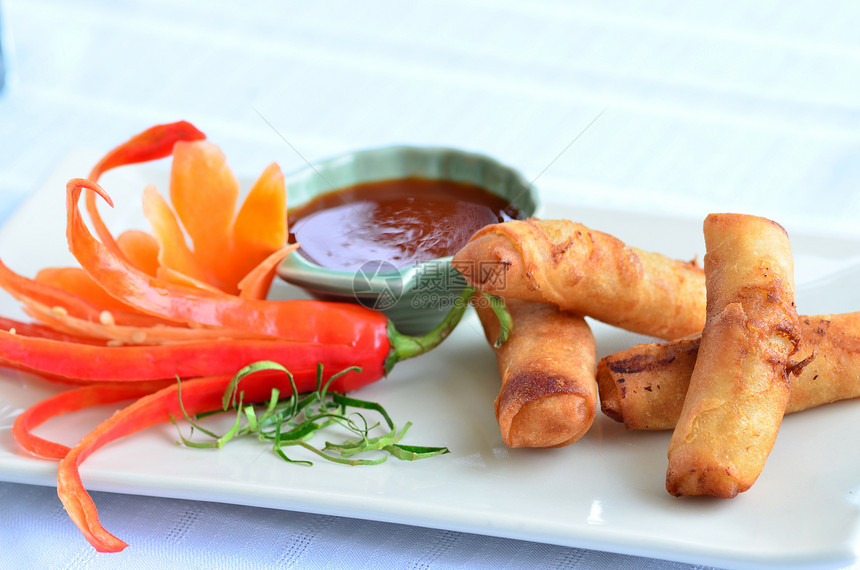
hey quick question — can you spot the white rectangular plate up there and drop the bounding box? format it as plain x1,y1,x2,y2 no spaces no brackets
1,152,859,569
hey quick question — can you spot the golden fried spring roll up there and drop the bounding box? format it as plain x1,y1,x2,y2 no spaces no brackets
666,213,801,498
453,219,705,340
598,313,860,430
475,298,597,448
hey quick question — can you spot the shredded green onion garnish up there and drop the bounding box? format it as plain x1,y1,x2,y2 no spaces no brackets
171,361,450,466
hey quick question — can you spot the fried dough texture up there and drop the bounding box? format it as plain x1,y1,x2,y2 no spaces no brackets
597,313,860,430
475,298,597,448
453,219,705,340
665,213,801,498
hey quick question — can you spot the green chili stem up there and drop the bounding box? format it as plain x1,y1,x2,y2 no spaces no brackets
383,286,472,373
480,292,512,348
383,287,512,372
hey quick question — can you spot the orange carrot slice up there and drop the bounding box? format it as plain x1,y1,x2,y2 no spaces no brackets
141,184,209,284
169,140,239,290
115,230,160,277
231,162,287,271
155,266,230,294
237,244,298,300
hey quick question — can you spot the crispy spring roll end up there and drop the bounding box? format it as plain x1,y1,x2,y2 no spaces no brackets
596,337,700,430
476,299,598,449
454,233,523,296
495,370,594,448
596,360,623,424
665,458,744,499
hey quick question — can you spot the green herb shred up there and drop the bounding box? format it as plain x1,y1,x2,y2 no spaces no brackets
171,361,449,465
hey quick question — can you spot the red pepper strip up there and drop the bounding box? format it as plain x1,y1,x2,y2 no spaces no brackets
88,121,206,181
0,315,105,345
35,266,143,313
0,329,386,384
85,121,206,262
11,380,174,459
58,367,358,552
18,295,270,345
68,178,390,345
0,258,178,328
0,258,107,322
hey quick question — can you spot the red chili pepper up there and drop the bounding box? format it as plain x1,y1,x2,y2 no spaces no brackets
0,328,387,383
11,380,174,459
57,368,340,553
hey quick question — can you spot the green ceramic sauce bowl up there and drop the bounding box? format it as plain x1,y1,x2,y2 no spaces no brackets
276,145,539,335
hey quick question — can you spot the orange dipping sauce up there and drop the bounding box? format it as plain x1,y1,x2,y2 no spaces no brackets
288,178,519,272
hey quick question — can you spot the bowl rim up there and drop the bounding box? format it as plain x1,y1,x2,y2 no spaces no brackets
282,143,536,190
278,250,455,294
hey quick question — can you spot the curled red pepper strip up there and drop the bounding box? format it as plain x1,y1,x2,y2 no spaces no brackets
17,295,269,345
58,366,355,552
85,121,206,261
0,258,177,329
11,380,174,459
0,258,111,323
88,121,206,181
0,329,386,384
67,178,391,347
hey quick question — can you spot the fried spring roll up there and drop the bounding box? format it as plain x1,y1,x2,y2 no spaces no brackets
598,313,860,430
475,298,597,448
453,219,705,340
666,213,801,498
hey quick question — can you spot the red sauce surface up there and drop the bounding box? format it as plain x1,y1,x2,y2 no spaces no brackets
288,177,519,271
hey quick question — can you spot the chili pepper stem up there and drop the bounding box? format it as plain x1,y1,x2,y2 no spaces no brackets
482,292,513,348
383,287,511,373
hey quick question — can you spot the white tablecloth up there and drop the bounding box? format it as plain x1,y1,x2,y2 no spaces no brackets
1,1,859,568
